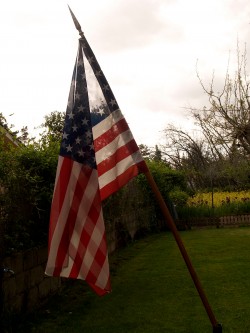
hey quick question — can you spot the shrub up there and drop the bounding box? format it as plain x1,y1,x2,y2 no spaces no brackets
176,191,250,218
137,160,188,222
0,140,59,254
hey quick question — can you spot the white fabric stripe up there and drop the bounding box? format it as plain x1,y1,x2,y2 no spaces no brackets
77,208,105,280
98,151,144,190
92,109,124,140
95,129,134,165
68,169,99,259
71,170,98,249
58,256,74,277
95,255,110,289
45,158,83,275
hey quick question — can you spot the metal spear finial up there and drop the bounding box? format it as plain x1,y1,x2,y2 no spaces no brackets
68,5,84,38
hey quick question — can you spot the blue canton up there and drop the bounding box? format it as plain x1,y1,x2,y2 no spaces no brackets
60,44,96,168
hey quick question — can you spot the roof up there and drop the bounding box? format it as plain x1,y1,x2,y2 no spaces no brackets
0,124,19,148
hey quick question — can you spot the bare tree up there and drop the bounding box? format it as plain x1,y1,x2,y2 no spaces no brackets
162,125,211,189
161,44,250,190
193,44,250,156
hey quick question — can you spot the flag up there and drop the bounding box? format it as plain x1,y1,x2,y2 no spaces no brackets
45,35,148,295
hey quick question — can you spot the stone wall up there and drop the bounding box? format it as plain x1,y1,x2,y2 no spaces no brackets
2,246,61,314
1,202,155,315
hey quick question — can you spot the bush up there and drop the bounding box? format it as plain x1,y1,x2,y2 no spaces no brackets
137,160,188,222
176,191,250,218
0,140,59,254
169,189,189,207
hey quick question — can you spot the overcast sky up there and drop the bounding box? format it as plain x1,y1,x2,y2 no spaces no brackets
1,0,250,147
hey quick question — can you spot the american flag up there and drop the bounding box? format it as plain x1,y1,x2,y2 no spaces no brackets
45,36,148,295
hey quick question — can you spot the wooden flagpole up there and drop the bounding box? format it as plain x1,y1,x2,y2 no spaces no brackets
67,6,222,332
145,171,222,332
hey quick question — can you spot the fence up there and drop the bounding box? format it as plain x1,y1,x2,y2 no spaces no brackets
176,214,250,230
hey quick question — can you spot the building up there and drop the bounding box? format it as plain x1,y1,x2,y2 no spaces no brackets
0,124,19,148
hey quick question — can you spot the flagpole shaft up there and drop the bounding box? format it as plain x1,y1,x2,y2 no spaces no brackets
145,170,220,330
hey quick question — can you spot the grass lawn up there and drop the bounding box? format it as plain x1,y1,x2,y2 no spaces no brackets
16,228,250,333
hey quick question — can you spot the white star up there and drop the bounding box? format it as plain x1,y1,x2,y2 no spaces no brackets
98,108,105,116
78,58,84,67
81,73,86,80
103,84,110,91
78,149,84,157
62,132,69,140
82,118,89,125
66,144,73,152
78,105,85,112
75,137,81,144
95,70,102,77
89,143,95,150
72,125,78,132
75,92,81,100
87,56,94,64
109,99,117,107
68,111,74,119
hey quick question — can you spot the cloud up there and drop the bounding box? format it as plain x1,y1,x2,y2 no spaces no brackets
84,0,183,52
2,0,250,146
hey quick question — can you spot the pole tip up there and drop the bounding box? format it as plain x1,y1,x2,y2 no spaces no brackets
68,5,84,38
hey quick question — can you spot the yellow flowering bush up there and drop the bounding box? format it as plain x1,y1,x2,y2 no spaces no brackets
176,191,250,218
188,191,250,207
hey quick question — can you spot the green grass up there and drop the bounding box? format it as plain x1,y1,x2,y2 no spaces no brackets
16,228,250,333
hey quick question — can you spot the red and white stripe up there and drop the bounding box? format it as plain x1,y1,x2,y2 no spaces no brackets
45,156,111,295
93,109,148,201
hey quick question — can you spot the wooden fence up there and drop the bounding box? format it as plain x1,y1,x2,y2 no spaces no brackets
176,214,250,230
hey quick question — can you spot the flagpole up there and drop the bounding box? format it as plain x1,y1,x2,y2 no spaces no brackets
145,171,222,332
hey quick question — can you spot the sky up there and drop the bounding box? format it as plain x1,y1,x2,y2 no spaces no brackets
1,0,250,147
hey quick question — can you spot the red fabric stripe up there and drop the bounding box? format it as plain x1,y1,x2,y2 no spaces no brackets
94,118,129,152
48,158,74,246
97,139,139,177
53,165,92,275
100,160,148,201
88,283,110,296
69,190,102,278
85,235,110,295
